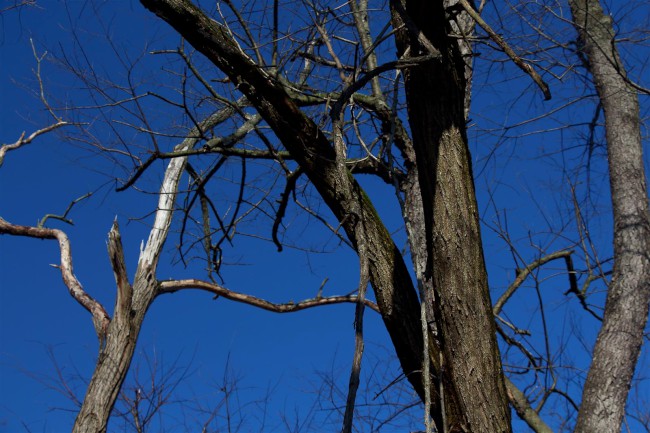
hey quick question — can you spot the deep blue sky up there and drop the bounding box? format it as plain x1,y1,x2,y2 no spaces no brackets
1,1,648,432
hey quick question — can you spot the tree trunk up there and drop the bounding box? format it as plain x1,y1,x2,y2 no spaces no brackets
391,1,511,431
72,274,154,433
568,1,650,432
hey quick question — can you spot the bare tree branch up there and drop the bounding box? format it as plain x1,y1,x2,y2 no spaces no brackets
37,192,92,228
0,122,69,167
457,0,551,100
493,250,574,315
157,278,380,313
0,217,110,342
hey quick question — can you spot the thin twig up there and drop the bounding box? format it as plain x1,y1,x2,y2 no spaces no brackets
457,0,551,100
38,192,92,228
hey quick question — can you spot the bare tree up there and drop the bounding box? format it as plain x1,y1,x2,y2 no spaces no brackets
1,0,648,432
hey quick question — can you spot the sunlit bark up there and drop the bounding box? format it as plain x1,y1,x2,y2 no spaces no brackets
569,0,650,432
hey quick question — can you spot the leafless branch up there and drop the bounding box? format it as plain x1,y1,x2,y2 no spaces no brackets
342,248,370,433
457,0,551,100
272,168,303,251
157,278,380,314
37,192,92,228
0,122,69,167
493,250,574,315
0,217,110,342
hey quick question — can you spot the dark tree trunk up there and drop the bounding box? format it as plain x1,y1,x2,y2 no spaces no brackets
391,1,511,431
568,1,650,432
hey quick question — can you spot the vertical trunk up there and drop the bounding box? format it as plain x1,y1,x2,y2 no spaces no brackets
568,1,650,432
72,276,155,433
392,1,511,431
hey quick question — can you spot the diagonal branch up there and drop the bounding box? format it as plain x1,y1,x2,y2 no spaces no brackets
505,378,554,433
457,0,551,100
493,250,574,315
0,122,69,168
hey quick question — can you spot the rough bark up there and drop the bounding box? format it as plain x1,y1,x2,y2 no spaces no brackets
568,1,650,432
391,1,511,431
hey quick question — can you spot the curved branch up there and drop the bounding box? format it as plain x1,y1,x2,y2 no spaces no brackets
331,53,440,120
157,278,380,313
493,250,574,315
0,217,110,342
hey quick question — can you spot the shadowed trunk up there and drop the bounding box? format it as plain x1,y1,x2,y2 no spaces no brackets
391,0,511,431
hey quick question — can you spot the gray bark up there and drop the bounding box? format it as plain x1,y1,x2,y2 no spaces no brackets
568,1,650,432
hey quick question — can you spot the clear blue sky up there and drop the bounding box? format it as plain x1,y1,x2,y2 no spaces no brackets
1,1,647,432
